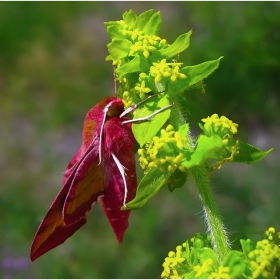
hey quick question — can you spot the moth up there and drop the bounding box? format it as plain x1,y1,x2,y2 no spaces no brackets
30,95,173,261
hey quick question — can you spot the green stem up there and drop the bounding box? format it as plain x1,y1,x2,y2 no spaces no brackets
189,165,230,262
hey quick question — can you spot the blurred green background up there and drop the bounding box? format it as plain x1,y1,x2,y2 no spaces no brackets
1,2,279,278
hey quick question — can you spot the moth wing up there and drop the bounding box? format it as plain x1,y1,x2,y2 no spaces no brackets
30,168,86,261
63,148,83,185
31,144,103,261
101,119,137,243
63,145,104,226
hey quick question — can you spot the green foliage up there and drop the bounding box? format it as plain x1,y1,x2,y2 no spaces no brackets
168,58,223,96
229,141,274,164
105,9,272,211
161,227,280,279
124,167,171,210
132,94,171,147
106,9,276,278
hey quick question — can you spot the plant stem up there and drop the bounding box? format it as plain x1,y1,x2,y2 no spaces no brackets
189,166,230,262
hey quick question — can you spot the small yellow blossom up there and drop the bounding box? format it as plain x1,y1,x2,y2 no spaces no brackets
138,125,191,173
150,59,186,84
201,114,240,169
247,233,280,279
128,34,166,58
134,81,151,99
194,258,214,277
209,266,230,279
202,114,239,139
170,65,187,83
122,91,134,109
161,243,188,279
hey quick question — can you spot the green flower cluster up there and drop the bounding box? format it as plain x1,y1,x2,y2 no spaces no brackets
128,34,167,59
126,107,271,211
201,113,239,138
107,10,275,279
106,10,169,64
193,260,231,279
199,114,240,169
247,227,280,278
161,244,189,279
138,114,241,175
161,227,280,279
138,124,191,173
121,58,186,108
105,9,191,108
150,59,187,84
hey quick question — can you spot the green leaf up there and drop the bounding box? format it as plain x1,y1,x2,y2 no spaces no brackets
167,169,188,192
134,9,154,31
182,240,190,263
230,140,273,164
105,54,113,61
125,168,171,209
106,25,125,40
189,233,208,265
240,239,254,260
143,11,162,35
107,39,132,60
123,9,137,25
104,20,120,27
182,135,223,169
116,53,150,78
159,31,192,58
168,57,223,95
178,123,190,138
222,251,246,278
199,248,219,266
132,95,171,147
198,122,207,135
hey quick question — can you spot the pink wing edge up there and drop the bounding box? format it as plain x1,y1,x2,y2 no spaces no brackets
30,143,103,261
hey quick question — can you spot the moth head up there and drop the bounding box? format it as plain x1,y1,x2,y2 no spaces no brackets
104,98,124,118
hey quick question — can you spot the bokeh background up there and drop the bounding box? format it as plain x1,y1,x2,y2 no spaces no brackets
1,2,279,278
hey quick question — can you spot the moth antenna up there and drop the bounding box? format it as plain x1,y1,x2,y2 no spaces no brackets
98,105,109,165
120,91,165,118
122,103,174,124
112,153,128,208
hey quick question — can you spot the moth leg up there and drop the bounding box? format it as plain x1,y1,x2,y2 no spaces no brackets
120,91,164,118
122,103,174,125
112,153,128,208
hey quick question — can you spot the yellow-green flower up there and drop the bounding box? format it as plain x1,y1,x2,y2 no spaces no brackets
201,114,240,169
138,124,191,173
265,227,277,242
134,80,151,99
193,258,214,277
208,265,231,279
247,235,280,279
161,243,187,279
122,90,134,109
170,64,187,83
150,59,186,84
202,114,238,139
128,34,167,58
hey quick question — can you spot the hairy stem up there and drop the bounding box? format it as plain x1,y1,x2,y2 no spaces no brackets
189,166,230,262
